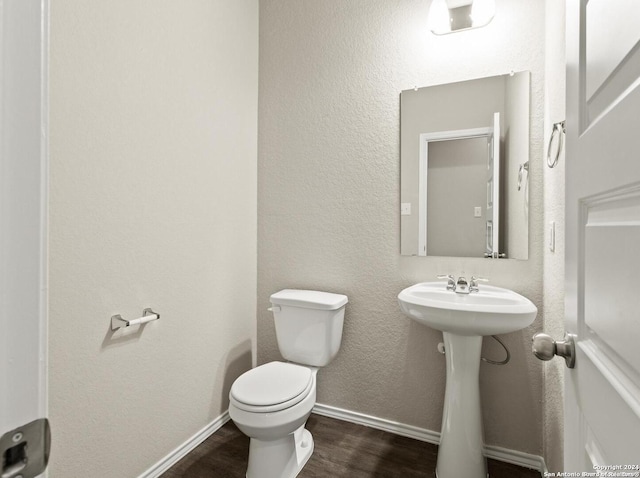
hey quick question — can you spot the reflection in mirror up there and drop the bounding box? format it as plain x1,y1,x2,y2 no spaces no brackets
400,72,530,259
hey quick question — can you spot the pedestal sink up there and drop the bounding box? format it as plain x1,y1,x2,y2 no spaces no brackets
398,281,537,478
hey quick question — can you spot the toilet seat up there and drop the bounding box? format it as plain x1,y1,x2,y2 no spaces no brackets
230,361,314,413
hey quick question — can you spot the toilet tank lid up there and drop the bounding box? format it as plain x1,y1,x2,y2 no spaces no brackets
270,289,348,310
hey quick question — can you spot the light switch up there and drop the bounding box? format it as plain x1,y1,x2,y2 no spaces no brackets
401,203,412,216
474,206,482,218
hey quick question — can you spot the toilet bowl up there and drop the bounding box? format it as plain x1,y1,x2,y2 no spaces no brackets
228,289,348,478
229,361,317,478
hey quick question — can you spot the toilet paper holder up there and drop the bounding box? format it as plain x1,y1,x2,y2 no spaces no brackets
111,308,160,331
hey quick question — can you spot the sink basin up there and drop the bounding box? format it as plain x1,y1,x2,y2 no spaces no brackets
398,282,537,336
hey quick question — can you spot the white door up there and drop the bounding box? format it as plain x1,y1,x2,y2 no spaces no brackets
0,0,49,476
485,112,500,258
565,0,640,471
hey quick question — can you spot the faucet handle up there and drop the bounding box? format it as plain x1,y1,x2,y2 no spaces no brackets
470,276,489,292
436,274,456,291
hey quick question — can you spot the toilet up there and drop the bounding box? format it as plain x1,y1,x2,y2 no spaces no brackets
229,289,348,478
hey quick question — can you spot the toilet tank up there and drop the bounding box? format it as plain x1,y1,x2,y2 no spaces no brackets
269,289,348,367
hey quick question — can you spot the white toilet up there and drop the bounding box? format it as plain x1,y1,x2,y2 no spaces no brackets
229,289,348,478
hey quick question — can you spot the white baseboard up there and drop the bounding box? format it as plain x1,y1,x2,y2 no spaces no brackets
138,411,230,478
312,403,546,474
484,443,547,473
312,403,442,444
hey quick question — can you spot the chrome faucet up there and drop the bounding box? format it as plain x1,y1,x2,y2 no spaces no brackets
436,274,456,291
455,277,469,294
437,275,488,294
470,276,489,293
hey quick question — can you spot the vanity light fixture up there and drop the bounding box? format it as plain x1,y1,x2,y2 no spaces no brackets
428,0,496,35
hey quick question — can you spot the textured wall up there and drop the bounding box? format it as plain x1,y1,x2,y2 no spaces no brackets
48,1,258,477
543,0,566,472
259,0,545,456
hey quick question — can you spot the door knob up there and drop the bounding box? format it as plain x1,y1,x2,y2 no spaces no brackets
532,332,576,368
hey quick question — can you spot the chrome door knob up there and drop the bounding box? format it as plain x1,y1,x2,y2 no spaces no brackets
532,332,576,368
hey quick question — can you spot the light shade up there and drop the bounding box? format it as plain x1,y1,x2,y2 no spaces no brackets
428,0,495,35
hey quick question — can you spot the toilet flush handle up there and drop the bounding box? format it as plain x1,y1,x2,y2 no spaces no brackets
267,305,281,312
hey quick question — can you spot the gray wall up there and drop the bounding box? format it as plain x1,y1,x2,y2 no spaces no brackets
48,1,258,476
259,0,546,457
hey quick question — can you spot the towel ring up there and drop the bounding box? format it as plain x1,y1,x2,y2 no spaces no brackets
547,121,565,168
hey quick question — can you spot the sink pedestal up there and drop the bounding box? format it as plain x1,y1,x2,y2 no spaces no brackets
436,333,487,478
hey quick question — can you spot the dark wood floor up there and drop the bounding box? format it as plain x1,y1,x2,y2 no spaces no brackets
161,414,541,477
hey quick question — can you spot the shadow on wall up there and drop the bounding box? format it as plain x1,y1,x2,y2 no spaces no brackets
215,340,253,415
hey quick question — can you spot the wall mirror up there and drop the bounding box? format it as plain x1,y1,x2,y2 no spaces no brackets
400,71,530,259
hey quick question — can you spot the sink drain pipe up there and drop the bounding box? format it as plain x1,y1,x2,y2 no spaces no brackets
437,335,511,365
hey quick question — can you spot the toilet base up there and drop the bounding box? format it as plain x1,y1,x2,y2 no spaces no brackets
246,425,314,478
